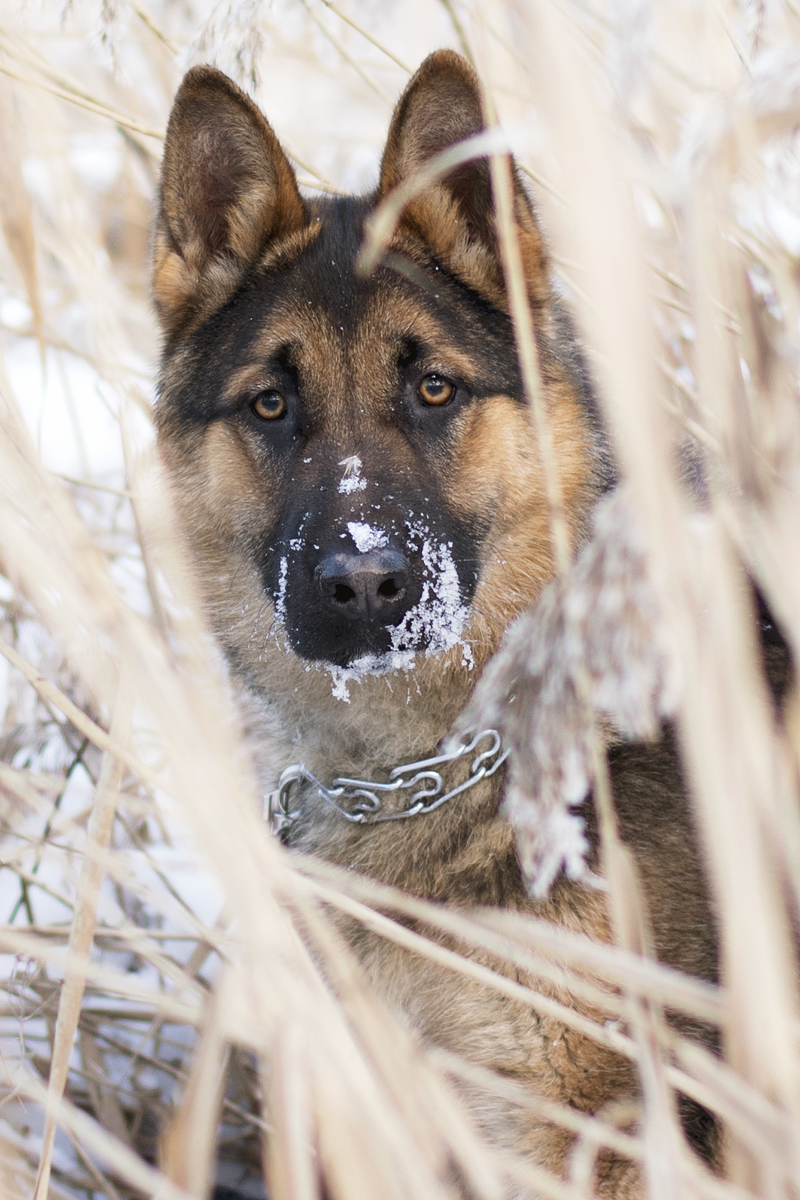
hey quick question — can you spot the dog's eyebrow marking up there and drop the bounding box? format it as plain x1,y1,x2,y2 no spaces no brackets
222,363,272,402
338,456,367,494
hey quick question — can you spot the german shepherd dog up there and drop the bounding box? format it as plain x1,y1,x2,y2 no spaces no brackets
153,51,720,1194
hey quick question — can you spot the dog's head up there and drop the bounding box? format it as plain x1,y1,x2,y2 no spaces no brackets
154,52,605,713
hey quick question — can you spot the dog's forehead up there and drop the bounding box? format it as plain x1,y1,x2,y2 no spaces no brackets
224,210,475,401
269,208,435,344
247,280,411,376
240,201,512,381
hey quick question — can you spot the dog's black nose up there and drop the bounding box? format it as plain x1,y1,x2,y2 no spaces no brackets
315,547,409,623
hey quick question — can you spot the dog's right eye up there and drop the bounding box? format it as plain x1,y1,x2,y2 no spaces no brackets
418,374,455,406
251,391,287,420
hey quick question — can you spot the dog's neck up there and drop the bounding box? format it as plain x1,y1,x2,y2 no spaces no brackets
237,667,515,898
265,728,508,839
244,651,479,784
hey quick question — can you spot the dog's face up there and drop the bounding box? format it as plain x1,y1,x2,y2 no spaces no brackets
154,53,604,722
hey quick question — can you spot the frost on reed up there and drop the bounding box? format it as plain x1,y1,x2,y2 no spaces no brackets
0,1,800,1199
463,488,680,897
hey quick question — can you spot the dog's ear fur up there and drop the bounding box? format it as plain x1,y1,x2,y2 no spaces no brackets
153,66,307,338
377,50,547,307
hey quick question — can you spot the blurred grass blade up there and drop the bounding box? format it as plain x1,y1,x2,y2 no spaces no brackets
161,974,231,1198
0,78,42,358
34,678,133,1200
267,1024,320,1200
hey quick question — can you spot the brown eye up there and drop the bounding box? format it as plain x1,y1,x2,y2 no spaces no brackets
252,390,286,420
418,374,455,406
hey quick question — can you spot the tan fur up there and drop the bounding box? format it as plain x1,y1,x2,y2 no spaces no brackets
154,53,718,1196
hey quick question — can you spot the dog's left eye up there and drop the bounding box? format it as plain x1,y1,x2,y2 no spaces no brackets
252,391,287,420
418,374,455,406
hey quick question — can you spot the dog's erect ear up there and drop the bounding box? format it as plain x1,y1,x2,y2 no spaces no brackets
153,66,307,337
377,50,546,306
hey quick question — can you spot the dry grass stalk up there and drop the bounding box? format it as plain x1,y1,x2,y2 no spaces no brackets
34,683,133,1200
497,0,800,1189
1,0,799,1197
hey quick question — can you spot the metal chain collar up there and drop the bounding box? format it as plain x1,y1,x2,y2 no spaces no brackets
264,728,509,838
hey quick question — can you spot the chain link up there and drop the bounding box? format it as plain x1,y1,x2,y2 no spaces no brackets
264,729,508,838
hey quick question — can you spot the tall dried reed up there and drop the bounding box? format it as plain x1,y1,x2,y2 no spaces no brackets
1,1,799,1198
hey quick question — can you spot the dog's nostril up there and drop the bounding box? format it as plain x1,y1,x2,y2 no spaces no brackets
315,547,410,624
